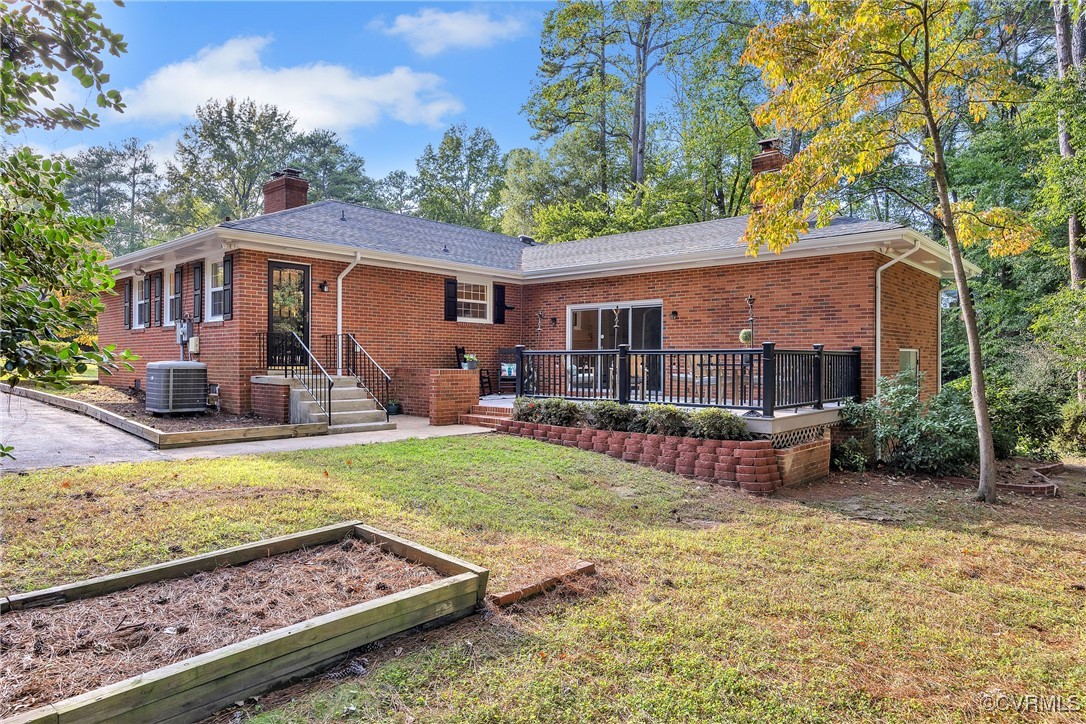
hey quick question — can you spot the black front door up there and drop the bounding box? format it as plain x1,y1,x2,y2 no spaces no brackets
267,261,310,367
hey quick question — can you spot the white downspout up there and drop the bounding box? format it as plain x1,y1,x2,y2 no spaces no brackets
336,252,362,375
875,239,922,382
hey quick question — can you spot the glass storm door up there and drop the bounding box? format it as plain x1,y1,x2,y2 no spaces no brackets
267,261,310,367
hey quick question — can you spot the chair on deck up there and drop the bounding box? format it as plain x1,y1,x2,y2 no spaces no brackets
497,348,518,394
455,345,493,396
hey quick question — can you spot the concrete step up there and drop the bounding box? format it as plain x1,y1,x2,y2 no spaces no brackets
326,409,389,426
298,397,378,414
327,421,397,435
459,413,509,429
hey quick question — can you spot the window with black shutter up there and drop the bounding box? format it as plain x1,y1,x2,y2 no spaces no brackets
171,266,183,321
494,284,506,325
123,279,131,330
152,272,163,327
192,261,204,322
443,278,458,321
222,255,233,320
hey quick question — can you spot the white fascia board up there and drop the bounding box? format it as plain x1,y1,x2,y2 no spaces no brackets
107,228,221,272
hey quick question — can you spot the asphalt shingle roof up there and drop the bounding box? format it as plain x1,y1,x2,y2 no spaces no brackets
219,200,527,272
218,200,905,275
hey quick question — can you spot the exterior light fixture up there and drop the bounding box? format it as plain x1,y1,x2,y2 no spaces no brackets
318,281,330,293
133,267,146,277
670,310,679,320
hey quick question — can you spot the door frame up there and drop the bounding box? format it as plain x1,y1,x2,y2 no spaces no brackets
565,299,664,350
267,260,311,353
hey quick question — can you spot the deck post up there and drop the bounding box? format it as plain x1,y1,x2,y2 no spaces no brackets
617,344,630,405
515,345,526,398
851,346,862,401
761,341,776,418
813,344,825,409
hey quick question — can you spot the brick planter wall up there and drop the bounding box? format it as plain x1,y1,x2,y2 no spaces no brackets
429,369,479,425
250,380,291,423
393,367,431,417
496,420,794,495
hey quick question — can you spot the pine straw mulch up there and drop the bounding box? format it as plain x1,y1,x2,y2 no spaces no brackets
0,537,443,717
46,384,280,432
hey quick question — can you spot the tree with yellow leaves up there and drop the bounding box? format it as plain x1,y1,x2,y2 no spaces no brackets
742,0,1038,502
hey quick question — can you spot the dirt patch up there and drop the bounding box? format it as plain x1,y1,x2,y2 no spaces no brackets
0,538,443,717
50,385,279,432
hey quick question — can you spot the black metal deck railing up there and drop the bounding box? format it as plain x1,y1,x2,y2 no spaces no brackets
514,342,861,417
257,331,334,425
323,333,392,421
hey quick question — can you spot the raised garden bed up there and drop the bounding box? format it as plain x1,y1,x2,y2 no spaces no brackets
0,522,488,724
3,385,326,449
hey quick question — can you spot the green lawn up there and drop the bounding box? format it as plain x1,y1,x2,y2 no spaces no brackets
3,437,1084,722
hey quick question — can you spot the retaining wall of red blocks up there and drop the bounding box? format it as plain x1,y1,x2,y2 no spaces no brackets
250,380,291,424
429,369,479,425
493,419,823,495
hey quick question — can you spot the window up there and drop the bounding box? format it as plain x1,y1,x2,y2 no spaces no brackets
456,281,489,322
166,267,182,324
134,276,150,328
207,260,225,320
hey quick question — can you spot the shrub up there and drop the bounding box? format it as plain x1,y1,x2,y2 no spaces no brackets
587,400,641,431
511,397,542,423
833,436,870,473
943,375,1063,458
688,408,751,440
535,397,585,427
641,404,691,437
1056,401,1086,455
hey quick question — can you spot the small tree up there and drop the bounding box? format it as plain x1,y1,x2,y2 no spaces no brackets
742,0,1037,502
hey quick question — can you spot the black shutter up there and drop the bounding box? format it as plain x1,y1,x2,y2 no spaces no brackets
143,276,152,327
172,266,183,321
123,279,131,330
192,262,204,322
152,272,163,327
443,278,458,322
493,283,506,325
222,255,233,321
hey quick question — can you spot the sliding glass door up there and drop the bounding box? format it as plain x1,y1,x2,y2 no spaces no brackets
570,304,662,351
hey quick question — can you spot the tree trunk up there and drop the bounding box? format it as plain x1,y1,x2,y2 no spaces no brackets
928,121,998,503
599,15,609,196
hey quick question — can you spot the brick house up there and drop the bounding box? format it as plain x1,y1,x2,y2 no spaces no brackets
101,146,972,429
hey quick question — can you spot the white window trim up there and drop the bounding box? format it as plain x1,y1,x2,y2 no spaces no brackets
206,257,225,322
565,300,664,349
134,276,150,329
456,277,492,324
164,270,178,326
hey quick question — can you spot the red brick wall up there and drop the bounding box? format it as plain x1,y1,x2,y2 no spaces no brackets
877,256,940,398
522,251,938,399
429,369,479,425
774,433,831,486
392,367,431,416
100,247,940,413
250,381,290,423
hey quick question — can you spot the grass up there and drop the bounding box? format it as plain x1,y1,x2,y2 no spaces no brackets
2,437,1085,722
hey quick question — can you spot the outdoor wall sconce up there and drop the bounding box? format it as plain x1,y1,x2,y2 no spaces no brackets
551,317,558,326
670,310,679,320
318,281,330,293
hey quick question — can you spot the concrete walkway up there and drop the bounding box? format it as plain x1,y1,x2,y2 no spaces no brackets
0,393,491,473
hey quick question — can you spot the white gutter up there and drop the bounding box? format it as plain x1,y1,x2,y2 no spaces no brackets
875,239,922,381
335,252,362,375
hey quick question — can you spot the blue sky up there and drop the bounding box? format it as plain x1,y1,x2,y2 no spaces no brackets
19,2,551,178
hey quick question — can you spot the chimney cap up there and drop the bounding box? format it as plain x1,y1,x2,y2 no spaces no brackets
756,137,781,152
518,235,535,245
271,167,304,179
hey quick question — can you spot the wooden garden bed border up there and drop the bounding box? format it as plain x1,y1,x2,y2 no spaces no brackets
2,384,327,449
1,522,489,724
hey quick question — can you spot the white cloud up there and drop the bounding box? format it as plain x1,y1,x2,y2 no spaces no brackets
374,8,527,56
119,36,463,132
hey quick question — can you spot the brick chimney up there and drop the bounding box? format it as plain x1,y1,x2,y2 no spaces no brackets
263,168,308,214
751,137,787,176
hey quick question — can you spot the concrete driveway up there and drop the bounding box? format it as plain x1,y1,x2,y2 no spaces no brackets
1,393,490,473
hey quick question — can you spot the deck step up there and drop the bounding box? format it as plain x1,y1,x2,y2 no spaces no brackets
327,421,397,435
458,413,509,429
469,405,513,417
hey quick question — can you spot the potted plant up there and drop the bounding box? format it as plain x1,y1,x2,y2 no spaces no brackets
739,328,753,346
461,353,478,371
386,398,402,415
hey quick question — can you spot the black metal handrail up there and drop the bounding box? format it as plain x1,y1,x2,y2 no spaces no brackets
257,331,333,425
323,333,391,422
515,343,861,417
